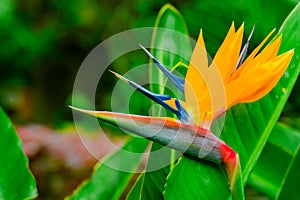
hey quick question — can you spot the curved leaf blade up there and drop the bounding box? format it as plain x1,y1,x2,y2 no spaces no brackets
150,3,192,97
0,108,38,199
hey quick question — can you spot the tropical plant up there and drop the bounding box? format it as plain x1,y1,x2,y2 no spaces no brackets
0,2,299,200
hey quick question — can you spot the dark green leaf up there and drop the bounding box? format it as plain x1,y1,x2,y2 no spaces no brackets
0,107,37,199
181,0,297,55
126,174,144,200
247,123,300,199
164,158,230,199
277,145,300,200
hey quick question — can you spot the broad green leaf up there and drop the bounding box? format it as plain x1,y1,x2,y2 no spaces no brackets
164,159,230,199
67,137,148,200
164,155,232,199
0,107,38,199
129,4,193,200
220,2,300,183
247,123,300,199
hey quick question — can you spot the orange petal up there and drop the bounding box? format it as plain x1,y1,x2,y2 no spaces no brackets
252,35,282,64
213,23,244,82
231,35,282,82
235,35,282,79
238,49,294,103
214,22,236,60
242,28,276,63
232,29,276,79
185,29,209,125
226,49,294,106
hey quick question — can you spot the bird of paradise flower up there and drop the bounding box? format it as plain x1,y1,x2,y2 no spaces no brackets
70,22,294,196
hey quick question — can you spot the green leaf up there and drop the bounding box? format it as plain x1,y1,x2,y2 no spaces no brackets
126,173,144,200
277,145,300,199
67,137,148,200
164,158,230,199
247,123,300,199
164,158,232,199
128,4,193,200
150,3,192,99
220,2,300,183
0,107,38,199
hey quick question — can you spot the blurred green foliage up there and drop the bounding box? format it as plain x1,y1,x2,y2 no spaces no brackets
0,0,173,124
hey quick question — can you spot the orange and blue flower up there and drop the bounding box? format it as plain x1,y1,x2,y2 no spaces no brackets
70,22,294,192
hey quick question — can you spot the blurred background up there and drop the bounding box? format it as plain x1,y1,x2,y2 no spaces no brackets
0,0,299,199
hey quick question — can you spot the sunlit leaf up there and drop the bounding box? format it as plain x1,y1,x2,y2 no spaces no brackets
0,107,38,199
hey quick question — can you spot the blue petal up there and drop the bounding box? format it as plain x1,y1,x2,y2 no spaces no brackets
139,44,185,93
110,70,188,120
175,99,189,122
